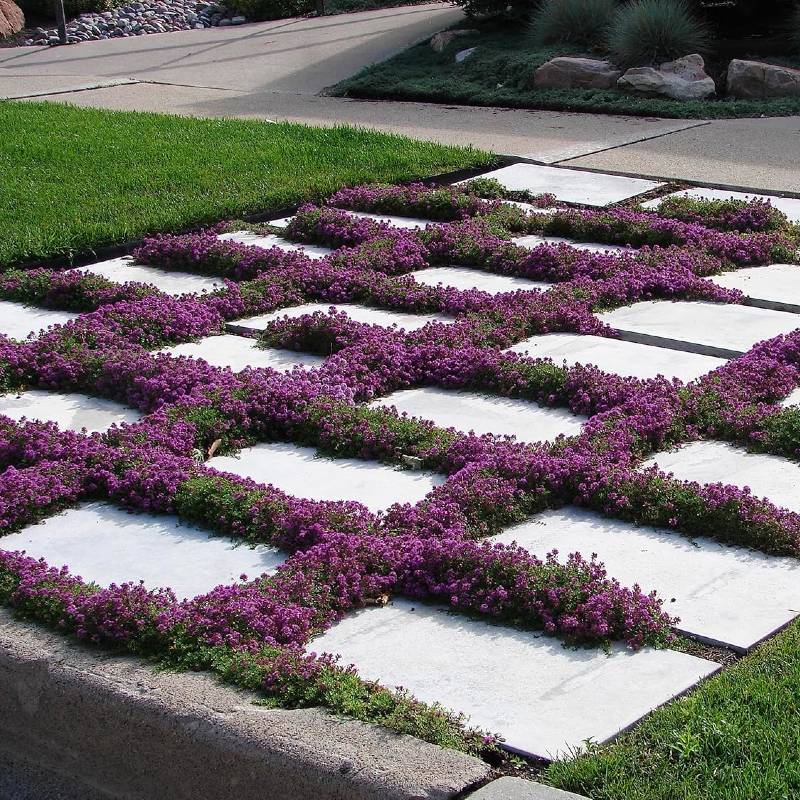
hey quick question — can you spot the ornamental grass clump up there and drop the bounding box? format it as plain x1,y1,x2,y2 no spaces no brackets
530,0,619,48
606,0,711,69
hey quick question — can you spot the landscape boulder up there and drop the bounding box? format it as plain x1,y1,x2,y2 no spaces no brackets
0,0,24,39
727,59,800,98
618,54,715,100
429,29,478,53
534,57,622,90
455,47,477,64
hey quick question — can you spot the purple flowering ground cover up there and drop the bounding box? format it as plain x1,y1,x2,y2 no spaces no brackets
2,177,800,769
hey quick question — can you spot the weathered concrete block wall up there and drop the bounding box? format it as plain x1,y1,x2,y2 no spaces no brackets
0,609,490,800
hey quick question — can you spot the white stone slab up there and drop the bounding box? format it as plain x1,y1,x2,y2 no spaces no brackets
76,257,222,296
208,442,444,513
463,165,663,207
159,334,324,372
514,234,628,255
643,187,800,224
218,231,331,259
267,216,293,229
506,333,725,382
711,264,800,314
0,501,284,600
0,389,140,433
492,507,800,652
312,599,717,759
346,210,434,230
227,303,451,335
782,387,800,407
642,440,800,514
506,200,562,215
411,267,550,295
597,301,800,358
0,300,77,340
370,388,583,444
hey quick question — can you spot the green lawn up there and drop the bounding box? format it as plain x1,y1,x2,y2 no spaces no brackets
546,620,800,800
332,20,800,120
0,101,493,268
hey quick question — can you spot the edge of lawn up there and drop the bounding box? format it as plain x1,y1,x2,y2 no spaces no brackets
545,617,800,800
0,101,496,269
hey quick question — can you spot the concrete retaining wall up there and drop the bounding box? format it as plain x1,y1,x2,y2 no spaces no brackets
0,609,491,800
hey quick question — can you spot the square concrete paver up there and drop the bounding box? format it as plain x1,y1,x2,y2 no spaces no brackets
782,387,800,407
370,388,583,444
1,502,284,600
642,188,800,224
227,303,451,335
218,231,332,259
346,210,434,230
506,333,725,382
208,442,444,513
411,267,551,295
0,300,77,340
312,599,718,759
597,301,800,358
514,234,628,255
642,440,800,514
0,389,140,433
159,334,324,372
710,264,800,314
76,257,222,295
492,507,800,652
465,165,663,207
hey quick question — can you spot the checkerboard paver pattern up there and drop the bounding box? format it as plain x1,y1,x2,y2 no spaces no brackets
3,165,800,759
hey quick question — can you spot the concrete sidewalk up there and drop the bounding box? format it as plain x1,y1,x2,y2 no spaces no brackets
2,3,799,193
0,4,463,95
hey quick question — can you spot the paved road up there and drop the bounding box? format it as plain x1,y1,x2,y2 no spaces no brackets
2,3,799,194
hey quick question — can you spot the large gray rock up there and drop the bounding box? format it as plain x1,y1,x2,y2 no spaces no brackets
727,59,800,98
0,0,24,39
455,47,478,64
618,54,715,100
429,28,478,53
534,57,622,90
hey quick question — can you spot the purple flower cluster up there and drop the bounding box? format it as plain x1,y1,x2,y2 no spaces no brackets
2,179,800,744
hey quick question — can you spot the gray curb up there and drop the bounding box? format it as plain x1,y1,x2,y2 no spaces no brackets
465,776,589,799
0,609,491,800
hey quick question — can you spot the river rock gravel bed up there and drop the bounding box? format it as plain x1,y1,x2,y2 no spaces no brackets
19,0,244,46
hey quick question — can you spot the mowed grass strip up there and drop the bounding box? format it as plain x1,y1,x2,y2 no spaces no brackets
546,619,800,800
0,101,493,267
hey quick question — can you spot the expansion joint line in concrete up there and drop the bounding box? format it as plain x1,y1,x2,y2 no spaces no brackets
504,120,712,167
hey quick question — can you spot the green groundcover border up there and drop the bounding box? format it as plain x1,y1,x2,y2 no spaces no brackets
330,21,800,120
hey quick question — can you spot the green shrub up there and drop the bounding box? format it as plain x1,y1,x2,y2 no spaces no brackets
792,3,800,54
227,0,314,20
451,0,529,20
606,0,711,68
18,0,123,19
530,0,618,48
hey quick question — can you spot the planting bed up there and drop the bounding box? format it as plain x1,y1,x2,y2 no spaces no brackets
2,162,800,771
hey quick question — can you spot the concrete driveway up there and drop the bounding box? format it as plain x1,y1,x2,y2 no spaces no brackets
0,4,464,93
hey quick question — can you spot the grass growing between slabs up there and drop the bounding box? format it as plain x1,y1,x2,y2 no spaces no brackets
332,21,800,120
0,101,493,268
546,619,800,800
